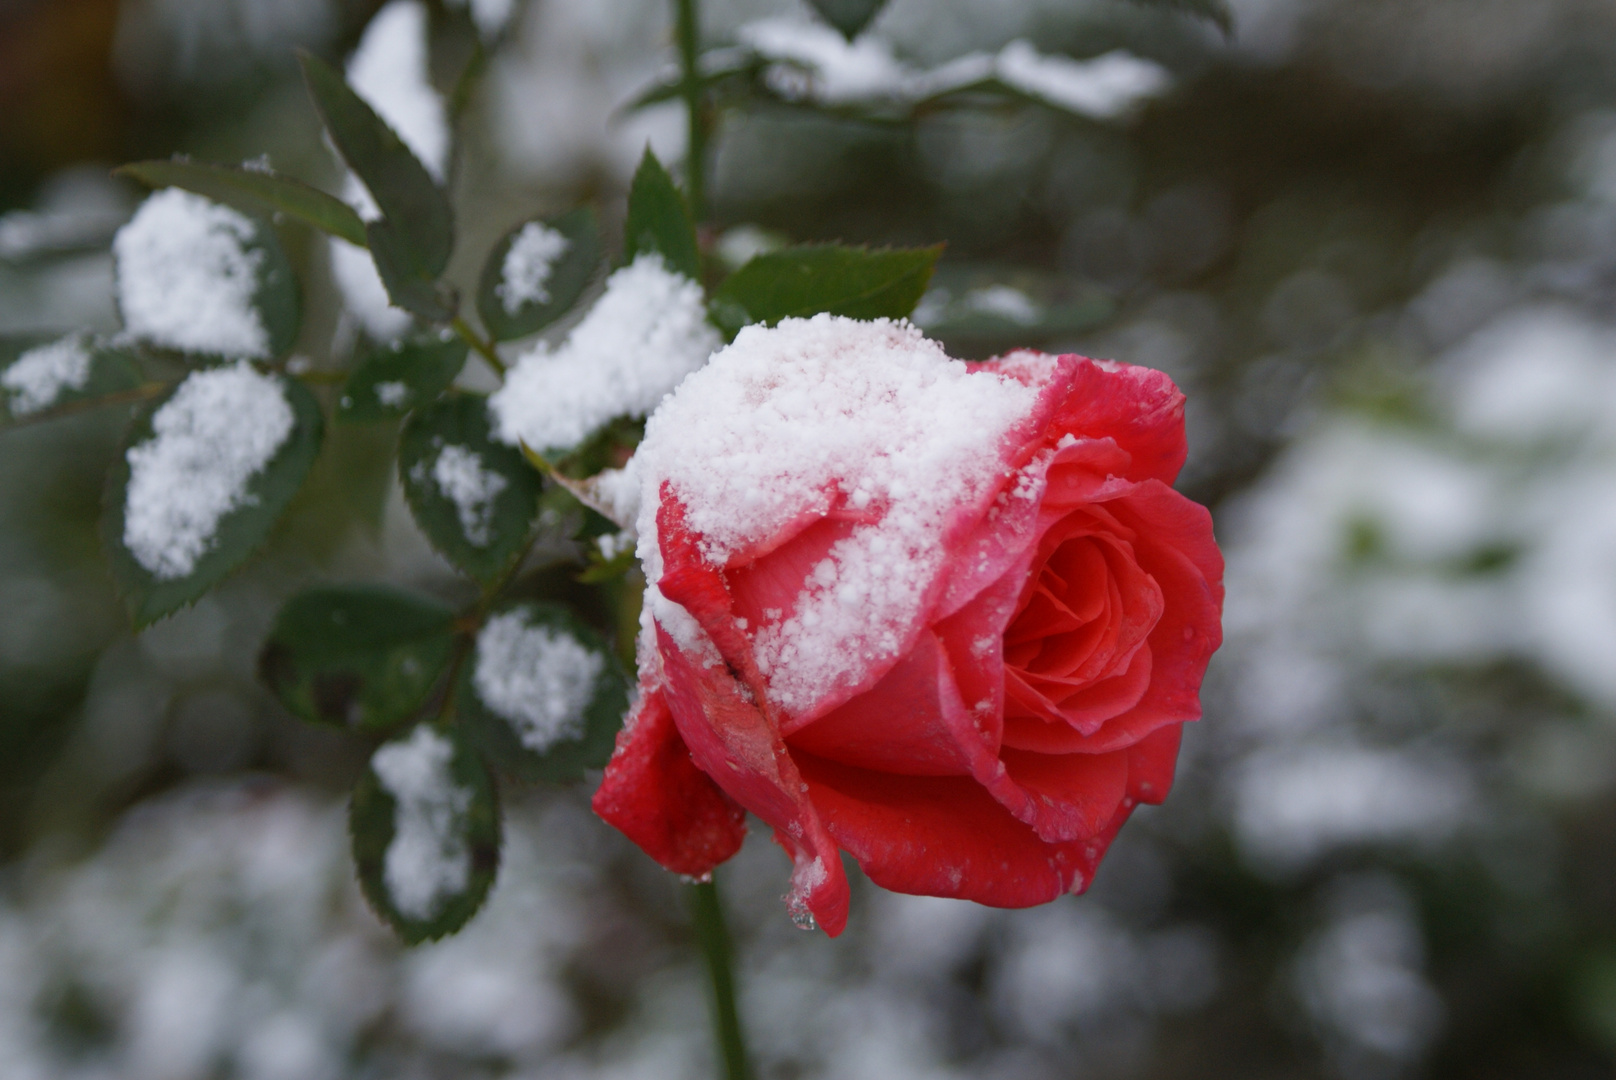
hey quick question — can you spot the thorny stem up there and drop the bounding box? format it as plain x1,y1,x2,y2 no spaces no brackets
690,877,752,1080
451,315,506,378
674,0,708,222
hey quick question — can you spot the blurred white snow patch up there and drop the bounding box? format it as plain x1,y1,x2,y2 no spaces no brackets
993,45,1170,119
0,168,131,261
961,284,1041,324
114,189,271,359
371,726,473,921
1408,257,1514,347
327,237,411,340
489,253,718,452
237,1010,340,1080
122,362,294,580
2,333,93,416
1359,574,1516,663
1445,306,1616,444
739,18,912,105
1517,468,1616,710
126,947,239,1080
490,0,685,187
817,987,958,1080
444,0,516,39
1233,746,1473,872
497,221,571,314
869,893,992,979
345,0,448,187
425,443,508,546
473,610,601,750
993,906,1140,1041
1295,876,1444,1066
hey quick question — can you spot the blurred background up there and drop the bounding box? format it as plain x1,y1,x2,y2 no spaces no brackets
4,0,1616,1076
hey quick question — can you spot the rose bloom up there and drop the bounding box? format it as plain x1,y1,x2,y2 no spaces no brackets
594,316,1223,935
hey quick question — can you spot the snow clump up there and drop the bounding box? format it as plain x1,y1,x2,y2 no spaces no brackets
2,333,93,416
473,610,603,751
496,221,571,314
371,726,473,921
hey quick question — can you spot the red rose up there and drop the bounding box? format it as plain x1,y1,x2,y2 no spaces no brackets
593,317,1223,936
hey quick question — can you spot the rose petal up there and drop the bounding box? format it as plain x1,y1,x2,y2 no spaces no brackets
591,689,748,878
1046,357,1188,485
999,745,1131,841
1126,722,1183,805
657,624,851,936
798,751,1133,906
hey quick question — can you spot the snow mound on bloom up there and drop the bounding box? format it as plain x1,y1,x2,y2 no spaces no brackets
488,253,718,452
632,315,1044,714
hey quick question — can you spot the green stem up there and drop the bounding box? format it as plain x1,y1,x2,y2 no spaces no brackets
451,315,505,378
673,0,707,222
689,877,751,1080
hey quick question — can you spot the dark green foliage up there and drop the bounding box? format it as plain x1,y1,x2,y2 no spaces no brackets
350,725,501,944
709,244,941,337
115,159,369,247
458,602,630,784
805,0,888,39
1122,0,1233,34
476,208,601,342
337,335,468,422
623,149,700,281
299,51,454,321
0,335,143,423
102,373,324,628
398,394,543,585
259,585,457,731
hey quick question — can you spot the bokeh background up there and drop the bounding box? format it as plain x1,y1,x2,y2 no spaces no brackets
4,0,1616,1076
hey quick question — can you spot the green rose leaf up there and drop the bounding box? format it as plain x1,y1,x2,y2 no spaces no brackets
399,394,543,584
710,243,942,337
806,0,888,39
114,159,369,247
351,724,501,944
458,602,630,784
0,334,143,423
103,365,324,628
337,334,468,423
476,208,601,342
299,50,454,321
258,585,457,731
623,149,700,281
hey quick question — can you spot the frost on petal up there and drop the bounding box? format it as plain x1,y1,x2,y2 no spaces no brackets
122,362,295,580
473,610,602,751
114,189,270,359
993,45,1171,120
371,727,472,921
428,444,508,547
496,221,571,314
633,315,1046,716
2,333,93,416
488,254,719,452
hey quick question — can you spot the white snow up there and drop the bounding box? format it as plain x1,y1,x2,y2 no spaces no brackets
329,0,450,337
371,726,473,922
496,222,571,315
374,380,410,408
346,0,449,189
632,315,1043,714
2,333,93,416
993,44,1170,120
426,444,508,546
445,0,516,39
122,362,294,580
488,253,719,452
114,189,271,359
735,19,1171,119
962,285,1041,324
473,610,603,751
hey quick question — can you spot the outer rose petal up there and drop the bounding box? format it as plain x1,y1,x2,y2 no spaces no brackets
592,690,748,877
797,752,1134,906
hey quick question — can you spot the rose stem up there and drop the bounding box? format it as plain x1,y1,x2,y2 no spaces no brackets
673,0,707,222
689,876,751,1080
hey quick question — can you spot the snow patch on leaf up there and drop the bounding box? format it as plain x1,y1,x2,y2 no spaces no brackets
488,253,718,452
496,222,571,314
371,727,472,922
114,189,270,359
428,444,508,547
122,362,294,580
473,610,602,751
2,333,93,416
